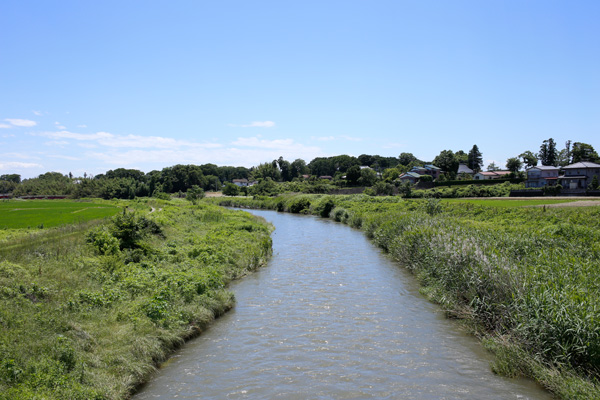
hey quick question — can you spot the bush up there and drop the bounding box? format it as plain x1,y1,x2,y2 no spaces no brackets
186,185,205,204
287,197,311,213
312,196,336,218
374,181,394,196
86,227,120,255
222,182,240,196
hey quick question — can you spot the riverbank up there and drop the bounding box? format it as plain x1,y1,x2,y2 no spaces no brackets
0,199,272,399
212,194,600,400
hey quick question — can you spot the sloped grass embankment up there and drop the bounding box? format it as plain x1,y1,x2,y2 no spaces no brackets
0,199,272,399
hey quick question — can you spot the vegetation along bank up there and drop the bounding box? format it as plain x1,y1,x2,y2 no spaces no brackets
214,194,600,400
0,199,272,399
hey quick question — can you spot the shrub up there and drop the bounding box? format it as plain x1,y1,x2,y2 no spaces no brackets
222,182,240,196
374,181,394,196
186,185,205,204
86,227,120,255
312,196,336,218
287,197,311,213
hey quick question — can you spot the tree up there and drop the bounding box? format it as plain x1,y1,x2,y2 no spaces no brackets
557,140,572,166
359,168,377,186
222,182,240,196
487,162,500,171
251,162,281,181
345,165,361,185
382,167,402,183
433,150,459,174
455,150,468,165
506,157,523,173
539,138,558,166
277,156,293,181
571,142,599,163
519,151,538,168
0,174,21,184
186,185,205,204
589,175,599,190
398,152,421,166
290,159,308,178
358,154,376,167
467,145,483,171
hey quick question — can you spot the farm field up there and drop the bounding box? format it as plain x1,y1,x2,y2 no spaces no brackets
442,198,599,208
0,200,120,229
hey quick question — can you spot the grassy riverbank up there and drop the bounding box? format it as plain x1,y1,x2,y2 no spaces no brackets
214,194,600,399
0,199,272,399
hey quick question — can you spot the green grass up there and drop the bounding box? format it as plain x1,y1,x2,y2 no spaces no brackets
442,198,591,207
0,199,272,399
0,200,120,229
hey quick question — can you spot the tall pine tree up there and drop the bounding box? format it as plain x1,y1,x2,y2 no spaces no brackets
539,138,558,166
467,145,483,171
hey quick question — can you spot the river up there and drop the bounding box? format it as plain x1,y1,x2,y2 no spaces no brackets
134,209,552,399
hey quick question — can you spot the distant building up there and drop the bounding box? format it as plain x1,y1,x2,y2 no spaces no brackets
525,165,559,188
398,171,422,184
559,161,600,191
232,179,257,187
457,163,474,176
474,170,511,180
410,164,441,180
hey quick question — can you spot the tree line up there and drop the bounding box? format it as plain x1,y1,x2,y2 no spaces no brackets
1,138,596,198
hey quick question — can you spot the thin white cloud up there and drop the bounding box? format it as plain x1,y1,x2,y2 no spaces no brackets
45,140,70,147
312,135,362,142
0,161,43,170
48,154,81,161
5,118,37,127
38,130,222,150
0,123,11,129
77,143,98,149
54,122,67,130
33,111,44,116
77,124,87,128
233,137,299,150
228,121,276,128
1,152,41,160
382,142,406,149
339,135,362,142
315,136,336,141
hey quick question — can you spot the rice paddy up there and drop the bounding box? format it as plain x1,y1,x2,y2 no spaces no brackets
0,200,120,229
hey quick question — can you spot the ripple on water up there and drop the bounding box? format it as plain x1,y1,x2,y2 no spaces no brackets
134,210,552,400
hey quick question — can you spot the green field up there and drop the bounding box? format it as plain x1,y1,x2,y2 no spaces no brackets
0,200,121,229
442,198,595,207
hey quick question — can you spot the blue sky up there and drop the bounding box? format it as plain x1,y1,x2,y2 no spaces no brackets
1,0,598,178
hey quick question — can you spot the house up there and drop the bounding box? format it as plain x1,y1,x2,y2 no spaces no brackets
398,171,422,184
457,163,474,176
232,179,257,187
474,170,511,180
559,161,600,191
410,164,441,180
318,175,333,180
525,165,559,188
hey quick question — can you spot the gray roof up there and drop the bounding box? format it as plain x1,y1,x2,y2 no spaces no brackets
400,172,422,178
457,164,474,174
563,161,600,169
527,165,559,171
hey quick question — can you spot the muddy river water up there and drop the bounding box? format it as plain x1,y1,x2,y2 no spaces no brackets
134,209,552,399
